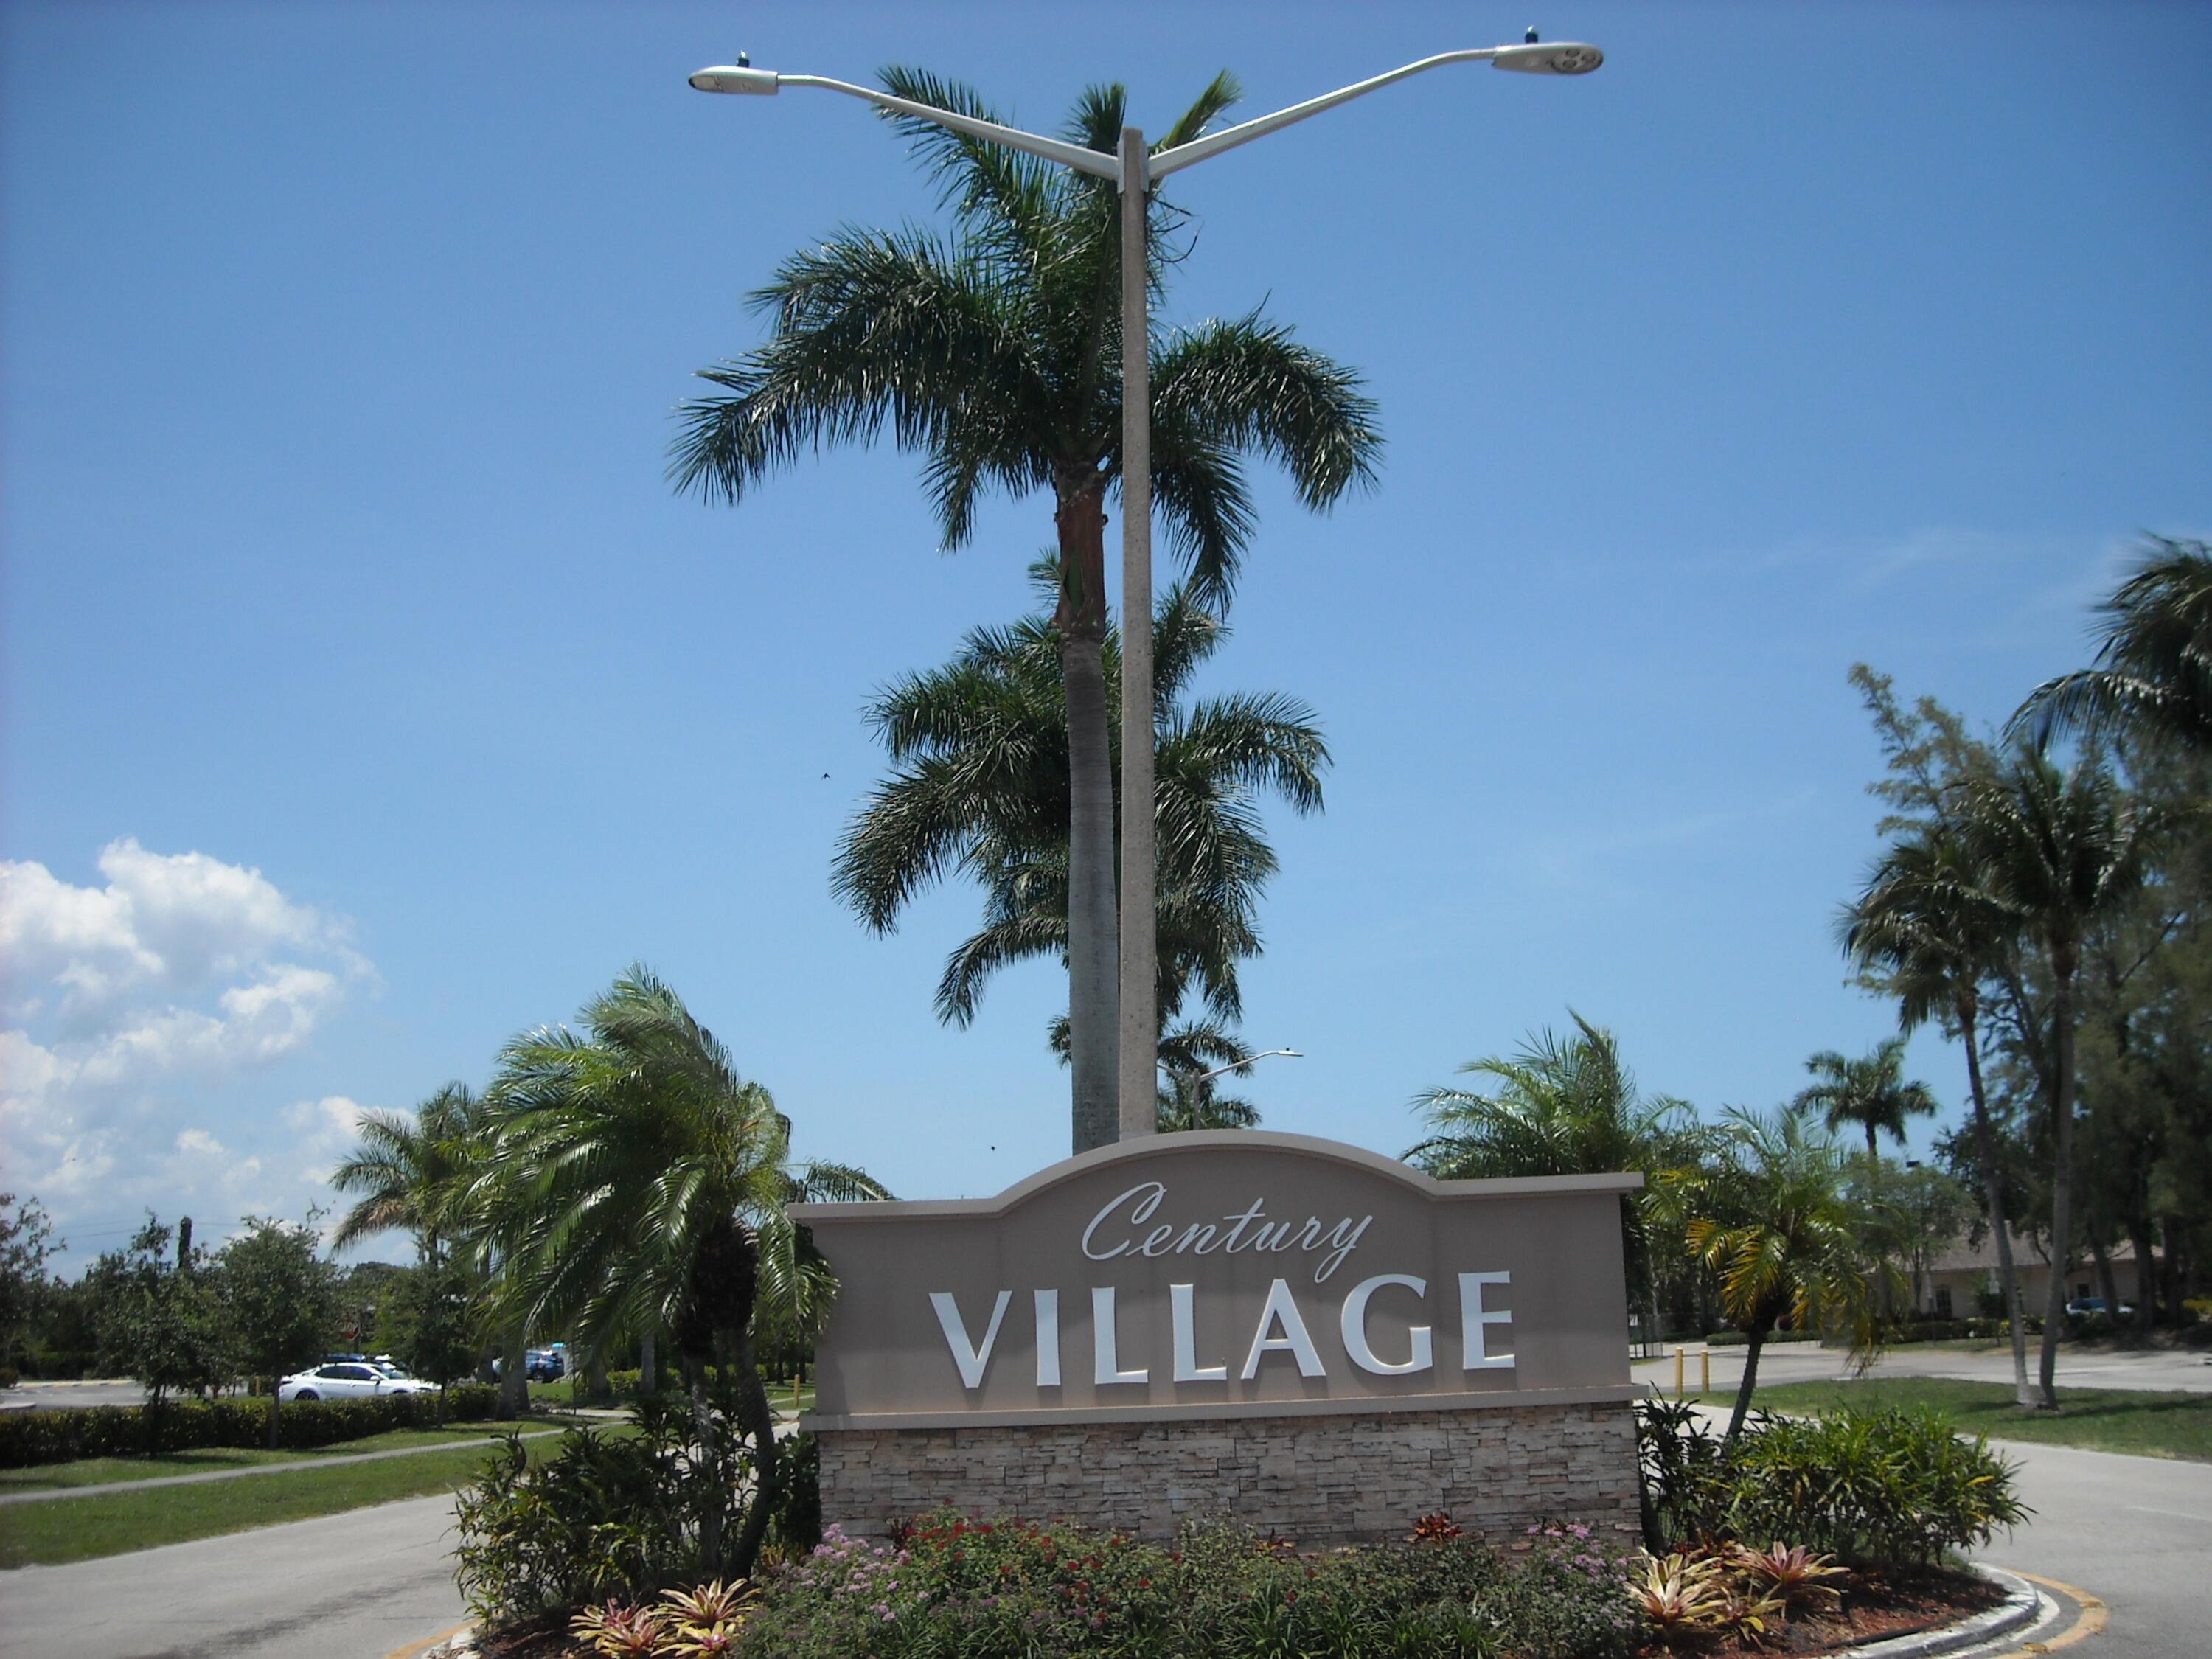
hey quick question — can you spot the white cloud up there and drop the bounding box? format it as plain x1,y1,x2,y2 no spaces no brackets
0,841,375,1251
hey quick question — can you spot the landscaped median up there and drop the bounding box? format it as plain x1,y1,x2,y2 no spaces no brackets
1677,1375,2212,1461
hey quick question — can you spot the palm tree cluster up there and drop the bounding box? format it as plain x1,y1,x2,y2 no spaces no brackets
671,68,1380,1151
1407,1017,1902,1441
1838,538,2212,1410
331,967,886,1577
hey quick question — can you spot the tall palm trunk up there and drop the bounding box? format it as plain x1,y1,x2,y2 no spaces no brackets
2037,950,2079,1408
500,1323,529,1418
639,1327,658,1397
1055,470,1120,1152
1957,990,2033,1407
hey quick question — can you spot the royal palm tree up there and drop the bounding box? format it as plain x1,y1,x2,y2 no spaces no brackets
1407,1013,1712,1349
1843,828,2037,1406
2014,536,2212,752
1791,1039,1939,1160
483,967,888,1576
1654,1105,1896,1446
672,69,1381,1152
835,565,1326,1041
1963,750,2157,1407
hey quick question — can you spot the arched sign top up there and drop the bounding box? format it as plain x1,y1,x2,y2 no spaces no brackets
788,1130,1641,1225
793,1133,1642,1431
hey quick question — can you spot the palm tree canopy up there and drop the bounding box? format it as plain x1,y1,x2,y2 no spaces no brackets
1654,1105,1893,1361
833,564,1327,1030
1791,1038,1940,1154
481,967,890,1355
1963,748,2159,970
1405,1012,1708,1182
328,1082,488,1256
1840,827,2015,1034
2014,536,2212,751
669,67,1383,609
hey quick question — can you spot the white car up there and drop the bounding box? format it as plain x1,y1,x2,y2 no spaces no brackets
278,1361,437,1402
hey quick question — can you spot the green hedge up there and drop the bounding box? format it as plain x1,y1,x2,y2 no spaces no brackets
0,1384,501,1467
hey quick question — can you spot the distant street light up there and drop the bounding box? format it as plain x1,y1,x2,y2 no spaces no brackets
690,39,1601,1140
1194,1048,1304,1086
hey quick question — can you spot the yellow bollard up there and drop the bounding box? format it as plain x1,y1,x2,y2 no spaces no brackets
1700,1346,1711,1396
1673,1345,1685,1399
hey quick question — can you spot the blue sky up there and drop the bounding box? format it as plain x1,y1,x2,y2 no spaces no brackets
4,1,2207,1268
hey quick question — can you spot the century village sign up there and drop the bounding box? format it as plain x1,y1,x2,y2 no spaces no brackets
791,1131,1644,1545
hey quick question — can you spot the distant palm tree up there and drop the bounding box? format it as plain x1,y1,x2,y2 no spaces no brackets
329,1082,487,1262
1655,1105,1896,1445
484,967,888,1576
836,567,1326,1042
1408,1013,1712,1343
1153,1020,1263,1132
1843,828,2037,1407
1792,1039,1939,1160
671,68,1381,1151
1963,750,2157,1408
2014,536,2212,752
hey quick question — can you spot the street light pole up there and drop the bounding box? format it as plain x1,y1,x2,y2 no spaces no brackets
689,40,1603,1141
1117,124,1157,1140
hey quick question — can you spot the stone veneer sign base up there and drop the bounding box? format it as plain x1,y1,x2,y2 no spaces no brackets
793,1131,1645,1545
818,1399,1640,1546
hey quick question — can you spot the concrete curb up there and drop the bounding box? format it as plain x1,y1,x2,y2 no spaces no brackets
1840,1565,2044,1659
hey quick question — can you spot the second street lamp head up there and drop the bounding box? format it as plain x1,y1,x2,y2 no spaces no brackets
1490,41,1604,74
689,62,779,94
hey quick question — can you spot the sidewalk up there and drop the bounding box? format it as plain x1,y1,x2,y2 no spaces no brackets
1632,1338,2212,1396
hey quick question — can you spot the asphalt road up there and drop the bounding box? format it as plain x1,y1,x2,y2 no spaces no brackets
0,1491,468,1659
1978,1436,2211,1659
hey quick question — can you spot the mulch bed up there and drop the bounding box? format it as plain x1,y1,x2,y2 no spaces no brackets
1666,1565,2007,1655
472,1565,2006,1659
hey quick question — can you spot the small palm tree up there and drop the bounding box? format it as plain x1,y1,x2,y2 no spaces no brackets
672,69,1381,1151
2014,536,2212,752
1843,827,2038,1407
836,566,1326,1041
1791,1040,1939,1160
1407,1014,1713,1346
1962,749,2157,1407
1655,1105,1896,1446
483,967,888,1577
329,1082,488,1262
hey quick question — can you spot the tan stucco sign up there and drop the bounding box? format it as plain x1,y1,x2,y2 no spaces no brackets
793,1131,1641,1430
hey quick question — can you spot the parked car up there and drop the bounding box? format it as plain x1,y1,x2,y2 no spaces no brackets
279,1361,437,1402
2064,1296,2134,1318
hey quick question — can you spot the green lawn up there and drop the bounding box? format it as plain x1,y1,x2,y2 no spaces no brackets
1687,1375,2212,1461
0,1417,574,1494
0,1423,628,1568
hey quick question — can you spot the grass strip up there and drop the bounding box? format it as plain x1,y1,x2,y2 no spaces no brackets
0,1417,584,1494
1687,1375,2212,1461
0,1436,543,1567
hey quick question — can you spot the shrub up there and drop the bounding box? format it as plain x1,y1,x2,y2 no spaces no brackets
0,1384,499,1467
453,1394,753,1626
1636,1399,2027,1568
732,1512,1643,1659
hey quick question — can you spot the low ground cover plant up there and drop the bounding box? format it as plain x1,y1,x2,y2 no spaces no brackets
0,1384,499,1467
720,1512,1644,1659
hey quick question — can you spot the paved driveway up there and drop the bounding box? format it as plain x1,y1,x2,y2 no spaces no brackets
0,1492,467,1659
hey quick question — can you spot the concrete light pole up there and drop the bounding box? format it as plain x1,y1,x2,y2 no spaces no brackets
689,38,1604,1141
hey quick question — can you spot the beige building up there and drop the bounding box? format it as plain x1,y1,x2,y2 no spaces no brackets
1916,1228,2158,1317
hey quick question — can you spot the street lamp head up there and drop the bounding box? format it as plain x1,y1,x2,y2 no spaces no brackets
1490,41,1604,74
689,60,780,94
